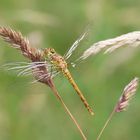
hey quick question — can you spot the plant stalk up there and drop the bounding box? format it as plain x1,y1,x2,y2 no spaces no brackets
96,108,116,140
50,83,87,140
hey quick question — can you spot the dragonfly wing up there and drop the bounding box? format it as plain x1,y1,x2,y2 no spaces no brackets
2,61,59,78
51,71,60,78
31,70,60,83
64,30,89,60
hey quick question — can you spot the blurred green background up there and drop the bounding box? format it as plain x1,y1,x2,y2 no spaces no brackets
0,0,140,140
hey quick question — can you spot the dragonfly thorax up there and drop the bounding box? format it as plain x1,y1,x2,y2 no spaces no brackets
44,48,68,71
44,48,55,57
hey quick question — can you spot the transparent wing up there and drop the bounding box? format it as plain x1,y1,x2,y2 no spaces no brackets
31,70,60,84
64,30,89,60
2,61,60,79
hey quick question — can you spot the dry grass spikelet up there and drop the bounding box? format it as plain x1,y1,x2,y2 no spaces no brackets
80,31,140,60
115,77,139,112
0,27,43,61
0,27,52,86
96,77,139,140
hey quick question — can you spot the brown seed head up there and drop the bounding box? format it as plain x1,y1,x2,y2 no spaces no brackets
0,27,53,87
115,77,139,112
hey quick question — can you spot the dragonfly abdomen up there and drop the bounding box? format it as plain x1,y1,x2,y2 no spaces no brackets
63,69,94,115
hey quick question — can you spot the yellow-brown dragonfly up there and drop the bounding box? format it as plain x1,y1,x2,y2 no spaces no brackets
4,31,94,115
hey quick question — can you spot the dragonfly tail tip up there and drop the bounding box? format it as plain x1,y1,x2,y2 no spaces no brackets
90,112,94,116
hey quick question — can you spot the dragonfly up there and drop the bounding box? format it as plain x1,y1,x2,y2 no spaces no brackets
2,30,94,115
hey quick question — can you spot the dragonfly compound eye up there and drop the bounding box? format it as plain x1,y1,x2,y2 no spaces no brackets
44,48,55,55
49,48,55,54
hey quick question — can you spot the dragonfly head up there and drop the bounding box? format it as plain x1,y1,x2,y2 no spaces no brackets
43,48,67,71
43,48,56,58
